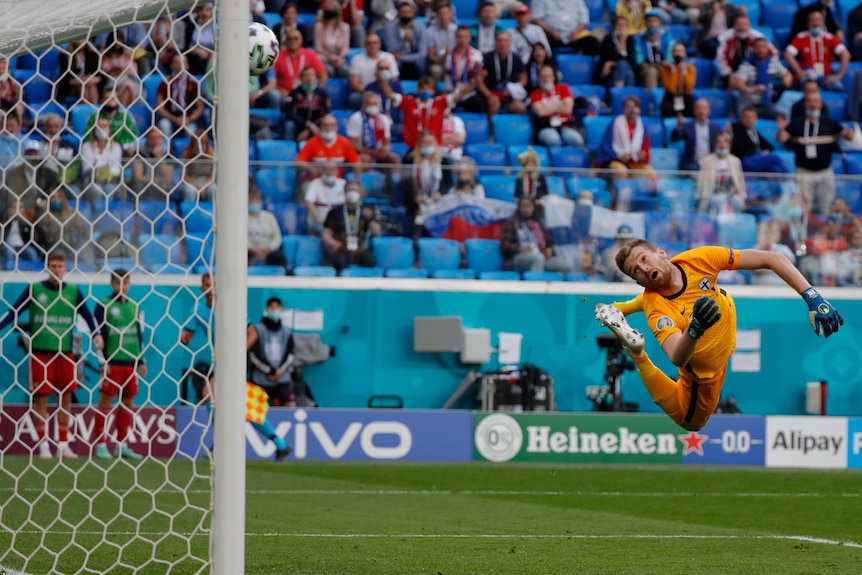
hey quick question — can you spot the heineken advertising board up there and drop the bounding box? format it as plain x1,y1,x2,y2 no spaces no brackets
473,412,685,463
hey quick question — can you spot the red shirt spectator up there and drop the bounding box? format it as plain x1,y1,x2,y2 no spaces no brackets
786,31,846,80
528,83,574,126
319,0,364,26
274,44,327,94
295,115,360,178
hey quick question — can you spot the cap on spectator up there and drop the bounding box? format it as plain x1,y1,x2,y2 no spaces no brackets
645,9,664,20
615,224,634,240
514,4,530,14
23,139,42,154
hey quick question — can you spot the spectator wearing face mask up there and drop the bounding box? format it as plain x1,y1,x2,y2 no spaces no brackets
364,59,405,141
321,183,382,271
347,91,402,169
80,117,124,202
131,127,176,202
283,66,331,143
659,42,695,118
304,161,346,236
381,1,427,80
294,114,361,186
247,296,297,407
83,91,140,156
247,187,288,269
695,131,746,214
402,131,452,238
785,10,849,92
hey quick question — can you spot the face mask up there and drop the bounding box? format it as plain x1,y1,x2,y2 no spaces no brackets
321,130,336,142
380,69,392,81
103,105,118,114
810,26,824,36
345,190,361,204
323,9,339,18
322,173,336,185
302,82,318,91
830,211,844,221
789,206,804,219
399,16,413,25
457,178,472,186
50,201,63,211
94,127,109,141
673,55,684,64
806,109,821,119
0,72,8,83
365,105,380,116
265,310,282,321
715,147,730,157
647,27,660,35
249,204,262,214
420,146,436,156
541,82,555,91
419,90,434,101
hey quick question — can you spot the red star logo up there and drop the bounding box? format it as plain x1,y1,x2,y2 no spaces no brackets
678,431,708,456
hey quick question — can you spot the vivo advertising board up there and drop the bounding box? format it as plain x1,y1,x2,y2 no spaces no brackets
175,407,473,461
765,416,848,469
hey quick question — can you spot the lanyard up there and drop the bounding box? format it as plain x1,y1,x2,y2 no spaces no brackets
747,128,760,149
803,119,820,140
452,50,470,83
286,52,305,79
495,52,513,85
343,204,361,237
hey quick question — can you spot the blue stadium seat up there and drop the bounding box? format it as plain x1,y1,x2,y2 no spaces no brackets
273,203,307,235
506,145,549,168
650,147,680,171
832,153,845,175
645,212,677,243
171,136,191,158
584,0,605,21
323,78,349,110
400,79,418,95
340,266,384,277
330,109,353,137
359,171,387,195
139,202,182,235
522,270,565,282
658,177,696,212
761,0,797,30
845,152,862,175
546,176,567,197
668,25,693,47
452,0,480,19
736,0,761,24
820,91,847,121
185,233,214,269
293,236,323,267
457,112,490,146
432,269,476,279
262,12,281,28
465,143,507,174
677,213,717,247
257,139,298,164
138,234,183,269
464,238,503,272
692,88,730,119
773,26,792,50
756,119,780,149
386,268,430,278
128,105,152,135
282,234,299,267
248,265,287,276
294,265,337,277
491,115,533,147
70,104,98,138
417,238,461,272
548,146,590,170
557,55,595,85
584,116,614,149
569,84,607,108
752,26,775,45
480,175,516,202
692,58,715,89
143,75,164,109
16,73,52,104
663,117,684,152
567,176,608,194
716,213,758,249
775,150,795,173
479,270,521,280
371,236,414,270
642,117,664,147
837,181,862,213
180,202,214,235
610,86,650,115
255,168,297,204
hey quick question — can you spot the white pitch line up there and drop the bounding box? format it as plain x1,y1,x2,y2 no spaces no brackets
2,531,861,549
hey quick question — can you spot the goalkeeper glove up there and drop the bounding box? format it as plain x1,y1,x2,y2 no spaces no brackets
802,287,843,338
687,296,721,340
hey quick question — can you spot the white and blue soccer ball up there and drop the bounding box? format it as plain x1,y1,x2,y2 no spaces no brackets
249,22,279,76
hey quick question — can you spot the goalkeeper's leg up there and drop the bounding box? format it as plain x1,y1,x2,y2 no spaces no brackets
627,350,685,424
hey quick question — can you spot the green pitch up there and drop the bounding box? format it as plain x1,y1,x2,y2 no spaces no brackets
1,459,861,574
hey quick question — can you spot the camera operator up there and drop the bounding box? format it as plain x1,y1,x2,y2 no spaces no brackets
247,296,296,407
592,332,636,411
321,181,382,272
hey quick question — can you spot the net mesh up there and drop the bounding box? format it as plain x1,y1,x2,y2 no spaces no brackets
0,0,219,572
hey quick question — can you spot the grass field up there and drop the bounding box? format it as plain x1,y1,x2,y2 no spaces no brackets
1,458,861,574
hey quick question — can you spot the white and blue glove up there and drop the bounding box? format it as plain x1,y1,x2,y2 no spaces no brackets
802,287,843,338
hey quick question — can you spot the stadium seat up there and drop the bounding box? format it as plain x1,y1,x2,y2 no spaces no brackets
642,117,664,147
340,266,384,277
756,119,779,150
330,109,353,137
557,54,595,85
432,268,476,279
257,139,298,164
761,0,796,31
837,181,862,213
548,146,590,170
522,270,564,282
457,113,490,146
359,171,387,195
391,141,409,160
645,211,677,244
371,236,414,270
716,213,758,249
262,11,281,29
451,0,480,20
584,0,605,22
774,150,795,173
293,265,337,277
282,234,299,267
323,78,349,110
137,234,183,269
773,26,792,50
248,265,287,276
650,147,680,171
128,105,152,135
400,79,418,95
668,25,693,47
464,238,503,273
663,117,684,152
293,236,323,267
17,73,52,104
820,91,847,121
491,115,533,147
658,178,696,213
546,176,566,197
143,74,163,109
17,47,61,77
465,143,507,174
418,238,461,272
569,84,606,107
584,116,614,150
506,145,549,169
385,268,430,278
692,88,730,119
610,86,650,115
478,270,521,280
70,104,98,137
480,175,516,202
832,153,845,175
691,58,715,89
844,152,862,175
139,202,182,235
273,203,307,235
677,213,717,247
185,233,214,269
255,168,297,204
180,202,214,235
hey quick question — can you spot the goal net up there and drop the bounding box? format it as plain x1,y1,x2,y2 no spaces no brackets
0,0,233,572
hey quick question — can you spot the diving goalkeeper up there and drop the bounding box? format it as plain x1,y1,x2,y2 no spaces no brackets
595,241,843,431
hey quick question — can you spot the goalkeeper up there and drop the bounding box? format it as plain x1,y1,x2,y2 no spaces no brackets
595,240,843,431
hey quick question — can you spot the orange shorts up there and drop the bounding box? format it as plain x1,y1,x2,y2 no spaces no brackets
674,366,726,430
30,352,77,396
100,364,138,398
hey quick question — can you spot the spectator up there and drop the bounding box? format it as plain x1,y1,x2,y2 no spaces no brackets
364,59,405,140
272,2,313,47
420,0,458,27
148,15,176,71
600,224,637,282
827,196,862,236
525,39,558,93
34,187,96,266
83,91,140,155
749,219,797,285
732,37,793,119
185,2,216,75
0,59,25,124
423,3,458,82
635,9,675,90
598,16,637,88
696,131,746,214
445,25,485,110
346,91,402,168
130,127,176,201
817,214,853,286
441,110,467,162
5,139,59,212
789,0,843,44
778,193,824,282
730,106,788,174
37,113,78,176
471,1,505,53
0,251,103,459
653,0,689,25
0,111,22,171
847,0,862,62
695,0,741,60
248,187,288,269
785,10,850,92
304,161,346,235
659,42,696,118
716,15,766,87
247,296,297,408
294,114,361,181
381,1,427,80
403,131,450,234
528,65,585,147
315,0,352,80
789,79,831,122
500,196,572,273
80,117,124,202
776,91,853,214
843,223,862,285
98,37,140,106
274,30,328,96
671,98,723,171
1,197,40,266
321,182,381,271
446,158,485,197
156,53,207,138
514,146,549,200
56,39,102,105
476,31,528,117
616,0,651,35
595,95,655,182
318,0,365,48
250,67,283,112
509,4,552,65
284,66,331,143
177,129,217,202
531,0,600,55
348,33,399,109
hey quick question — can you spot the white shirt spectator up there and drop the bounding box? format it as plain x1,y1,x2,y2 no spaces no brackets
304,176,347,224
531,0,590,40
80,140,123,183
349,51,400,89
346,109,394,142
441,114,466,162
509,23,553,64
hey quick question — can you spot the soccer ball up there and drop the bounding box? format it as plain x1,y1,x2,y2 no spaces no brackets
249,22,279,76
